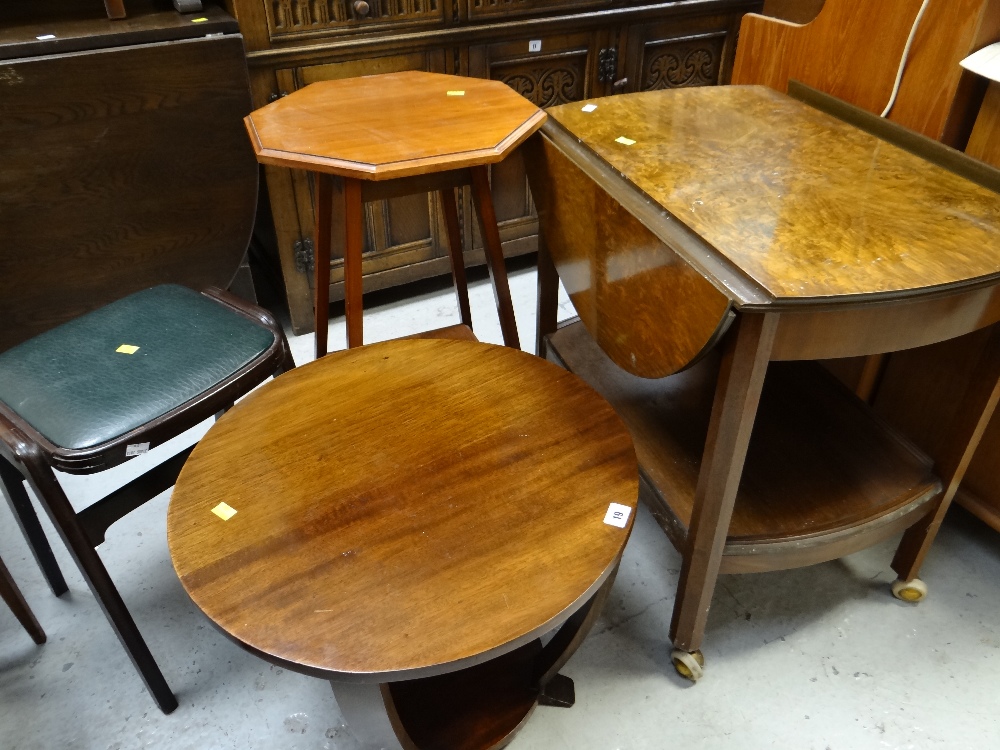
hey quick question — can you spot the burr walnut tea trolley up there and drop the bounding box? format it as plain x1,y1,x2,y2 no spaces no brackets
167,338,638,749
526,84,1000,681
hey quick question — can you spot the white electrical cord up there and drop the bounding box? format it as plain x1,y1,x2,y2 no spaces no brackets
881,0,932,117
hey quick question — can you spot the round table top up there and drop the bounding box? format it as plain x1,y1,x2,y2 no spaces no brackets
167,339,637,682
244,71,546,180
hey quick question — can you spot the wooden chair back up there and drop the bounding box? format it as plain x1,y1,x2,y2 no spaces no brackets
733,0,1000,145
0,30,257,352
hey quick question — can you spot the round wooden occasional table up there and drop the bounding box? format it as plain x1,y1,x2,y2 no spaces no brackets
167,339,637,750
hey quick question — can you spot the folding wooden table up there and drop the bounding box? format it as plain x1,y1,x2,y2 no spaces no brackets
527,83,1000,681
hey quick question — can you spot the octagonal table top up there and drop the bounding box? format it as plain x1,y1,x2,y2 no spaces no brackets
245,71,546,181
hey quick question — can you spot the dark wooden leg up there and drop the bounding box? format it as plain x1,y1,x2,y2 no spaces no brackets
470,166,520,349
103,0,126,19
331,682,411,750
535,231,559,358
439,187,473,329
277,333,296,373
669,313,778,656
856,353,889,403
0,554,46,644
532,558,620,708
22,458,177,714
0,458,67,597
344,177,365,349
314,173,333,359
891,324,1000,584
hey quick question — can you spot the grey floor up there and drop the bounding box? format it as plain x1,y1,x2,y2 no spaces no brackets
2,267,1000,749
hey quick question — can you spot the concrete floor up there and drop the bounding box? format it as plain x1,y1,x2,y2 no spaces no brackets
2,267,1000,749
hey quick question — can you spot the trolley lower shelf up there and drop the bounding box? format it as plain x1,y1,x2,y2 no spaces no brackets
547,321,943,574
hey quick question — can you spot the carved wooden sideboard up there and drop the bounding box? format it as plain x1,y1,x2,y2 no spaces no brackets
223,0,762,333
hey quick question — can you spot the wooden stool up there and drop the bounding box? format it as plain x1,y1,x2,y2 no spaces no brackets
1,553,45,645
245,71,546,358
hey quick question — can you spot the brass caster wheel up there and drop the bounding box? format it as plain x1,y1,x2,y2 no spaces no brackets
891,578,928,603
670,649,705,682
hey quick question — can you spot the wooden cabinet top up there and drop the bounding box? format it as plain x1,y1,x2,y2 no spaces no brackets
546,85,1000,305
245,71,545,180
167,339,637,681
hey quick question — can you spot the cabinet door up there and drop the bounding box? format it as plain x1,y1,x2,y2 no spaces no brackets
621,10,743,94
466,30,609,259
277,48,453,304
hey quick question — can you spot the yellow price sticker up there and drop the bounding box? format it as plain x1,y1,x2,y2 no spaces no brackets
446,90,465,96
191,17,209,23
212,502,238,521
615,136,636,146
116,344,140,354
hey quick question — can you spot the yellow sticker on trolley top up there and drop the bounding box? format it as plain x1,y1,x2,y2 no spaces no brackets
446,90,465,96
212,502,238,521
615,136,636,146
191,17,208,23
116,344,140,354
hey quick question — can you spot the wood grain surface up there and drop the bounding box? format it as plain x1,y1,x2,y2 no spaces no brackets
0,34,257,352
546,321,939,552
245,71,546,180
524,133,733,379
545,86,1000,304
168,339,637,681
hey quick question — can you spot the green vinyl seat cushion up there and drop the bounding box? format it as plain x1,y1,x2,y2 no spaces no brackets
0,285,276,450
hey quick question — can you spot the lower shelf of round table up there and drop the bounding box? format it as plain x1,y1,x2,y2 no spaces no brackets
334,639,554,750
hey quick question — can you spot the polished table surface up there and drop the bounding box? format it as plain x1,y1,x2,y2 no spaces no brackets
167,338,637,747
527,84,1000,679
245,70,546,181
546,85,1000,303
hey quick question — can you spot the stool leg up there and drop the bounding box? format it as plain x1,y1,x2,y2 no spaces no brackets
470,166,520,349
314,172,334,359
0,554,46,644
0,458,67,597
344,178,365,349
439,187,473,329
22,458,177,713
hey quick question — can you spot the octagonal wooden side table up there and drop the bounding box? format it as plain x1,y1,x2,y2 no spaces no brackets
245,71,546,358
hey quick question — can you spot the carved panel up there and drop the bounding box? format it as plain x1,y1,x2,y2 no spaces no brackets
494,53,588,108
468,0,609,21
269,0,442,35
642,33,726,90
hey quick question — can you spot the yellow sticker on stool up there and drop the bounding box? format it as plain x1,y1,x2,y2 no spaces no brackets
116,344,140,354
615,136,636,146
212,502,237,521
446,90,465,96
191,17,208,23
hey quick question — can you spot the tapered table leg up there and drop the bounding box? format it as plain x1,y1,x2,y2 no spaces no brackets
343,178,365,349
470,166,520,349
670,313,778,654
535,232,559,357
892,323,1000,584
439,187,473,329
313,173,333,359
